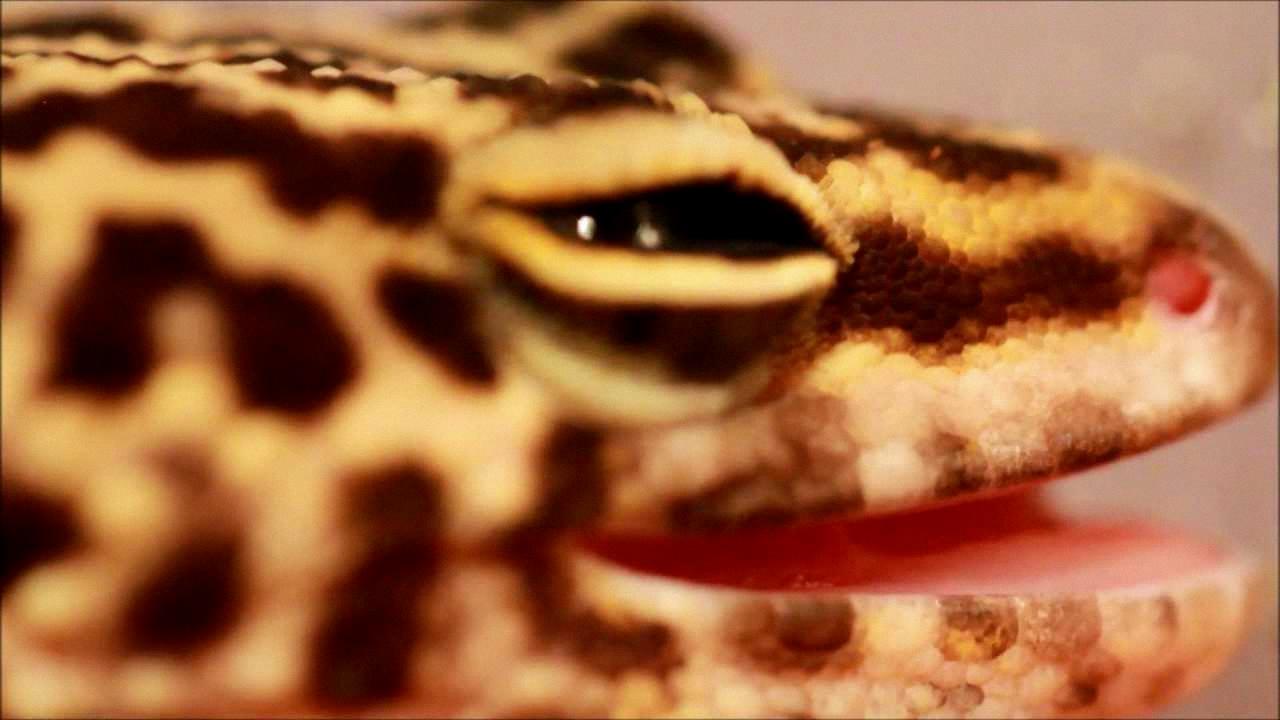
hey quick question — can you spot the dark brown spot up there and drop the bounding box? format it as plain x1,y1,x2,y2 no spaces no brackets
1,82,445,226
310,462,442,706
747,122,863,169
452,72,672,125
726,598,859,673
404,0,568,32
176,31,277,46
665,467,863,532
776,598,853,652
1022,597,1102,663
1,203,16,290
939,597,1018,661
669,475,803,531
871,125,1060,184
345,461,444,541
770,104,1063,183
376,268,496,386
818,220,1132,349
500,427,681,678
1053,681,1098,710
1,64,14,80
1,483,82,594
932,433,995,499
561,10,736,90
498,554,682,680
310,545,430,705
123,533,243,654
222,279,357,414
497,424,605,617
497,259,814,382
50,220,213,396
223,51,396,102
459,0,569,31
451,71,550,102
528,180,826,259
534,425,608,532
2,12,142,42
1066,648,1121,707
565,610,679,677
50,219,356,412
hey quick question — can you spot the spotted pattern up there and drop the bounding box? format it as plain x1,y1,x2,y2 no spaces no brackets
453,73,673,125
0,202,15,290
2,82,446,226
222,278,357,415
122,532,243,654
938,597,1018,661
749,111,1062,184
0,483,81,594
725,598,858,673
310,462,443,706
49,219,357,413
564,610,680,678
377,268,497,386
50,219,214,396
818,220,1132,349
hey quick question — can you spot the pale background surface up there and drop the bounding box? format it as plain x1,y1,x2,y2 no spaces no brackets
688,3,1277,717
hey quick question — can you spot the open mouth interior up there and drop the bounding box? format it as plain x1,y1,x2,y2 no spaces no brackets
576,488,1230,595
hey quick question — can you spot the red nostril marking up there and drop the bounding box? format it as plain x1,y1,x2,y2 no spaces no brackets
1147,253,1212,314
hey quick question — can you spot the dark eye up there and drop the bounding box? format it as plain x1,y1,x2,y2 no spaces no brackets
530,180,827,259
463,178,838,423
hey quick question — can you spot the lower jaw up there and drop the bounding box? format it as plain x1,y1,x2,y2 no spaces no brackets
566,487,1257,717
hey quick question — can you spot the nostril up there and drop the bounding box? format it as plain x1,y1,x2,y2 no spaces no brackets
1147,253,1213,315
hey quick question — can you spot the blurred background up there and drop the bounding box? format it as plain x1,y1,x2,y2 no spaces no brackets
685,3,1277,717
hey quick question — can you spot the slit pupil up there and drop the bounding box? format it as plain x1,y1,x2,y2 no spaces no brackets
530,181,823,259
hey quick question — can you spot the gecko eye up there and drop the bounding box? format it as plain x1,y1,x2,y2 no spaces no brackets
532,181,824,258
460,179,838,424
445,114,842,424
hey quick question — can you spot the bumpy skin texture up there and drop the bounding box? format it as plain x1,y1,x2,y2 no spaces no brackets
0,1,1274,717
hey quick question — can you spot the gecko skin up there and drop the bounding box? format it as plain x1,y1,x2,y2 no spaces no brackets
0,2,1275,718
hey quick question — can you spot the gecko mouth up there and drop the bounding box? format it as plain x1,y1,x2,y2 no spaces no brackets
577,488,1234,595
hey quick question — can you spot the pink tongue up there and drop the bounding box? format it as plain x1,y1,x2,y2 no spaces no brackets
578,493,1225,594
